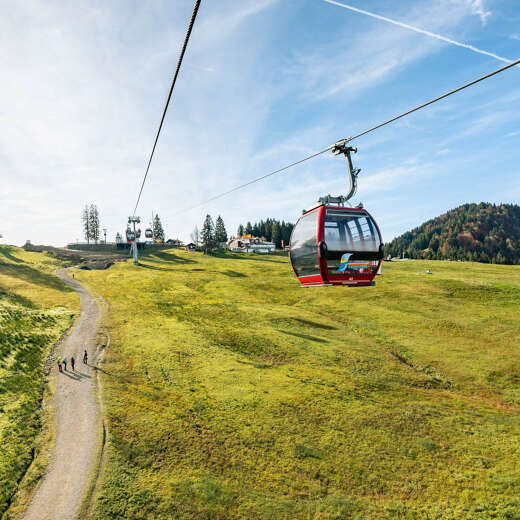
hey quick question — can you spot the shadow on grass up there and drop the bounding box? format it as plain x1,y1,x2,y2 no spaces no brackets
0,286,35,308
279,330,328,343
0,262,73,293
0,246,24,263
292,318,337,330
236,359,274,369
211,251,287,264
137,263,175,272
92,365,164,395
145,251,197,264
221,270,247,278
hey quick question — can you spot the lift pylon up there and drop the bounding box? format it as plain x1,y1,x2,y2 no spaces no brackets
128,216,140,265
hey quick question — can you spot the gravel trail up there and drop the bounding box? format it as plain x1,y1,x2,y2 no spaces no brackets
21,269,101,520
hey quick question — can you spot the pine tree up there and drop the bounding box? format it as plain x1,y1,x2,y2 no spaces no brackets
88,204,100,243
201,214,215,254
237,224,245,238
281,221,293,247
271,221,281,248
153,214,165,243
245,221,253,236
82,205,90,243
214,216,228,246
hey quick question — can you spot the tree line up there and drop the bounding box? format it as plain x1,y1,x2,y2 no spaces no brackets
385,202,520,264
192,215,228,254
236,218,294,248
82,204,100,243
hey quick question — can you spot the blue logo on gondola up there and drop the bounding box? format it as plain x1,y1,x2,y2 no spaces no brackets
336,253,353,273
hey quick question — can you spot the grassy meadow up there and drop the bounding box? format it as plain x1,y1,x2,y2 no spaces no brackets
0,246,77,517
76,250,520,519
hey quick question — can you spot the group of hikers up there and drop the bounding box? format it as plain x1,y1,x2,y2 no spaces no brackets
57,350,88,373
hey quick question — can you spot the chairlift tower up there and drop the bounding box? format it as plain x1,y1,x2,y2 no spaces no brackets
128,216,140,265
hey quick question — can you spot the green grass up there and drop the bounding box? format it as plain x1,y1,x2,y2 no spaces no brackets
0,246,78,518
76,250,520,519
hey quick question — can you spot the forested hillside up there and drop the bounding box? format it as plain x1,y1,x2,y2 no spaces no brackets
236,218,294,247
386,203,520,264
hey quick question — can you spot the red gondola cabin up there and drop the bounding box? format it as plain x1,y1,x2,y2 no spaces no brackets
289,205,383,287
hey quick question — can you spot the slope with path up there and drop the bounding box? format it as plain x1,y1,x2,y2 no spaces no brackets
21,269,102,520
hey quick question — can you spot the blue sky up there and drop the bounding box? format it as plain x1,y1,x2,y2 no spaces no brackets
1,0,519,246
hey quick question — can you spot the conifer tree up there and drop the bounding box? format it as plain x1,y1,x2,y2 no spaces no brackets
214,216,228,246
245,221,253,236
153,214,165,242
82,205,90,243
88,204,100,243
201,214,215,254
271,221,281,248
237,224,245,238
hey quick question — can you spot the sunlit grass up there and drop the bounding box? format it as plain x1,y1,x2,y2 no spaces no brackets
0,246,78,517
77,250,520,519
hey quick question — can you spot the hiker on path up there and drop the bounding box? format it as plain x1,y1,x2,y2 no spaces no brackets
71,356,75,371
83,350,88,364
57,359,62,373
62,357,67,371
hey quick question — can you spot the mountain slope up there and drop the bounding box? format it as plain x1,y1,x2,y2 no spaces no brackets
75,250,520,519
385,202,520,264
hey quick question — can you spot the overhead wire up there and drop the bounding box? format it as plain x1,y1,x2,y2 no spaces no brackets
176,57,520,215
132,0,202,217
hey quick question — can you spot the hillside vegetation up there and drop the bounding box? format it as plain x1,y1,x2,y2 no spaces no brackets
0,246,77,517
385,203,520,264
75,250,520,519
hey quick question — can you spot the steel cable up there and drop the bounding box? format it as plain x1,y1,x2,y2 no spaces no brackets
133,0,202,216
176,57,519,215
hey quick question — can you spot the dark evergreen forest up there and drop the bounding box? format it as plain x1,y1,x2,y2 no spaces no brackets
385,202,520,264
236,218,294,248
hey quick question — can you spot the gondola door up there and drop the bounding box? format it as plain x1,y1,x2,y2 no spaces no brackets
320,206,383,286
289,208,323,286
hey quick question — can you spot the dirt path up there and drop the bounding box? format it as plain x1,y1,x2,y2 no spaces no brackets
21,269,102,520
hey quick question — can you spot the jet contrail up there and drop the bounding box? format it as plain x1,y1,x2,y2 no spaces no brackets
323,0,516,66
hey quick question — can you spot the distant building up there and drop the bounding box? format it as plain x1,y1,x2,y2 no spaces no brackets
228,237,275,254
185,243,197,251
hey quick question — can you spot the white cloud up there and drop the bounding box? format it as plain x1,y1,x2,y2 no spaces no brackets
283,0,505,104
0,0,517,248
468,0,492,26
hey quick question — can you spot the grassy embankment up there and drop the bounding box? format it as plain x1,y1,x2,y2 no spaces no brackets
77,250,520,519
0,246,77,518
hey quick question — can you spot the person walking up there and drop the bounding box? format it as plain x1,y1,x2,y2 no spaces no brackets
71,356,75,371
62,357,67,371
57,359,62,373
83,350,88,364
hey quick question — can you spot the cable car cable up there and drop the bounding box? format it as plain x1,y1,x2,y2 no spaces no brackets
132,0,202,217
340,57,520,144
176,146,333,215
175,56,520,215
